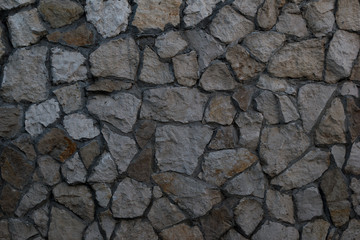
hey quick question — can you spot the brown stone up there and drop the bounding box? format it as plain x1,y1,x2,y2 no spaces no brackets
127,147,153,183
208,126,237,150
200,204,233,240
135,120,156,148
232,86,256,111
80,140,100,169
204,95,237,125
37,128,77,162
86,79,132,93
13,134,36,161
0,184,21,214
347,98,360,142
47,24,95,47
0,106,22,138
160,223,203,240
0,147,34,190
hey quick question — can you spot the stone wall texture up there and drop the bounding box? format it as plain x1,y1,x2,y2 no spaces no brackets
0,0,360,239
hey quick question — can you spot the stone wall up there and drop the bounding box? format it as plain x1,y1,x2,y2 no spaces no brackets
0,0,359,239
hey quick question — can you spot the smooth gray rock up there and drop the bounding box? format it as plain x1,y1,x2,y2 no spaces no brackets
15,183,48,217
295,187,323,221
184,0,223,27
173,51,199,87
266,189,295,223
61,153,87,184
114,219,158,240
340,81,359,97
252,221,299,240
331,145,346,168
155,30,187,58
200,61,237,91
88,152,118,183
236,110,263,150
31,203,49,237
204,95,236,125
234,198,263,235
63,113,100,140
54,84,83,114
99,210,116,240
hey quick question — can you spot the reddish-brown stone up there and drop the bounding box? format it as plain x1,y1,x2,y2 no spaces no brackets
47,24,95,47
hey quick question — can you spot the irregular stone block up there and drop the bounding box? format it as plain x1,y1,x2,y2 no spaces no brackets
173,51,199,87
336,0,360,31
252,221,299,240
47,23,95,47
295,187,323,221
61,153,87,184
155,30,187,58
113,219,158,240
63,113,100,140
205,95,236,125
184,0,223,27
0,106,22,138
200,61,237,91
160,223,203,240
266,189,295,223
234,198,263,235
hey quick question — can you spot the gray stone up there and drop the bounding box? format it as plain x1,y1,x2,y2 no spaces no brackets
0,106,22,138
257,74,296,95
139,47,174,84
111,178,152,218
80,141,100,169
88,93,141,133
61,153,87,184
268,39,325,80
226,44,265,81
54,84,83,114
53,183,95,222
232,86,256,111
331,145,346,168
15,183,48,217
185,29,225,70
86,79,132,92
345,141,360,175
91,183,112,208
232,0,263,17
347,98,360,142
257,0,278,30
173,51,199,87
351,56,360,81
336,0,360,31
102,125,138,173
160,223,203,240
200,61,237,91
302,219,330,240
205,95,236,125
9,219,38,240
184,0,223,27
0,0,35,10
294,187,323,221
221,229,247,240
153,172,222,218
0,220,10,240
134,120,156,149
200,204,233,240
155,124,212,174
114,219,158,240
266,189,295,223
31,204,49,237
1,46,48,103
208,126,237,150
276,10,309,38
63,113,100,140
210,5,254,43
243,31,285,63
236,110,263,150
84,222,103,240
133,0,182,31
298,83,336,132
140,87,208,123
25,99,60,136
148,197,186,230
202,148,258,186
234,198,263,235
51,48,87,84
272,149,330,190
224,163,267,198
0,26,6,60
85,0,130,38
341,82,359,97
252,221,299,240
255,90,280,125
341,219,360,240
153,186,163,198
315,98,346,145
155,30,188,58
48,206,86,240
7,8,46,47
88,152,118,183
304,0,335,37
350,178,360,215
325,30,360,83
99,210,116,240
90,37,139,80
277,95,299,123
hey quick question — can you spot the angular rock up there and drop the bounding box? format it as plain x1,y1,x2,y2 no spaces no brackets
304,0,335,37
102,125,138,173
53,183,95,222
268,39,325,80
336,0,360,31
7,8,46,47
341,82,358,97
302,219,330,240
208,126,237,150
341,219,360,240
140,87,208,123
153,186,163,198
257,74,296,95
272,149,330,190
210,5,254,43
155,30,188,58
325,30,360,83
80,141,100,169
88,152,118,183
61,153,87,184
39,0,83,28
114,219,158,240
243,31,285,63
160,223,203,240
200,204,233,240
331,145,346,168
54,84,83,114
48,206,86,240
111,178,151,218
1,46,48,103
0,220,10,239
155,124,212,174
37,156,61,186
0,0,35,10
153,172,222,218
85,0,130,38
9,219,38,240
184,0,223,27
276,8,309,38
148,197,186,230
185,29,225,70
224,163,267,198
63,113,100,140
133,0,182,30
0,184,21,214
47,23,95,47
173,51,199,87
255,90,280,124
221,229,247,240
0,106,22,138
37,128,77,162
134,120,156,148
99,210,116,240
85,222,103,240
0,147,33,190
347,98,360,142
294,187,323,221
252,221,299,240
232,86,256,111
91,183,112,208
202,148,258,186
315,98,346,145
127,147,153,183
200,61,237,91
13,134,36,161
351,56,360,80
25,99,60,136
257,0,278,30
205,95,236,125
87,79,132,93
345,142,360,175
236,110,263,150
260,123,310,176
15,183,48,217
266,189,294,223
350,178,360,215
90,37,139,80
232,0,263,17
139,47,174,84
277,95,299,123
234,198,263,235
88,93,141,133
51,48,87,84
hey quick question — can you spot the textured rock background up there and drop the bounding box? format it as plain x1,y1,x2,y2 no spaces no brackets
0,0,359,239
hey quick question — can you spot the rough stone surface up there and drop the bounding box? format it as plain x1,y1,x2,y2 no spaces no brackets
88,152,118,183
234,198,263,235
257,74,296,95
295,187,323,221
205,95,236,125
266,189,295,223
345,141,360,175
252,221,299,240
304,0,335,37
63,113,100,140
208,126,237,150
350,178,360,216
184,0,223,27
347,98,360,142
0,184,21,214
341,219,360,240
114,219,157,240
200,204,233,240
53,84,83,114
0,220,10,239
200,61,237,91
9,219,38,240
61,153,87,184
47,23,95,47
276,8,309,38
160,223,203,240
111,178,151,218
255,90,280,125
127,147,153,183
336,0,360,31
155,30,187,58
1,46,48,103
84,222,103,240
173,51,199,87
232,86,255,111
236,110,263,150
0,106,22,138
257,0,278,30
351,56,360,80
80,141,100,169
92,183,112,208
0,0,35,10
341,81,359,97
15,183,48,217
99,210,116,239
332,145,346,168
221,229,247,240
232,0,263,17
85,0,130,38
87,79,132,93
134,120,156,149
37,156,61,186
302,219,330,240
278,95,299,122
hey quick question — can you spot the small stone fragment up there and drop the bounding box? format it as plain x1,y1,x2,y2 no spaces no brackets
0,184,21,214
266,189,295,223
85,0,130,38
257,0,278,30
347,98,360,142
276,7,309,37
341,219,360,240
302,219,330,240
127,147,153,183
85,222,103,240
341,82,359,97
111,178,151,218
155,30,188,58
0,106,22,138
9,219,38,240
37,156,60,186
332,145,346,168
255,90,280,125
88,152,118,183
304,0,335,37
25,99,60,136
173,51,199,87
114,219,158,240
232,86,256,111
252,221,299,240
232,0,263,17
277,95,299,123
294,187,323,221
0,0,35,10
345,141,360,175
200,204,233,240
134,120,156,148
7,8,46,47
15,183,48,217
184,0,223,27
61,153,87,184
91,183,112,208
47,23,95,47
234,198,263,235
200,61,237,91
208,126,237,150
236,110,263,150
160,223,203,240
257,74,296,95
336,0,360,31
139,47,174,84
63,113,100,140
205,95,236,125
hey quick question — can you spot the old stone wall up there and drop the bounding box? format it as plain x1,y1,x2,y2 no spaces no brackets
0,0,359,239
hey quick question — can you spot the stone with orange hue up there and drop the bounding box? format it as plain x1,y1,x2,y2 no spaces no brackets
204,95,236,125
47,24,95,47
86,79,132,93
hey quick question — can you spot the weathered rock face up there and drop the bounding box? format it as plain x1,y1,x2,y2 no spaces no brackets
37,156,61,186
9,219,38,240
236,110,263,150
234,198,263,235
304,0,335,37
257,74,296,95
15,183,48,217
347,98,360,142
155,30,187,59
0,106,22,138
257,0,278,30
184,0,223,27
53,84,83,114
88,152,118,183
345,141,360,175
92,183,112,208
61,153,87,184
63,113,100,140
0,0,35,10
114,219,158,240
173,51,199,86
47,23,95,47
208,126,237,150
232,0,263,17
341,219,360,240
255,90,280,124
294,187,323,221
267,189,294,223
302,220,330,240
252,221,299,240
232,85,256,111
200,61,237,91
336,0,360,31
160,223,203,240
0,184,21,214
200,204,233,240
204,95,236,125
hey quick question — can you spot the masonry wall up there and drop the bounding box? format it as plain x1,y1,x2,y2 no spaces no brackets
0,0,360,239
